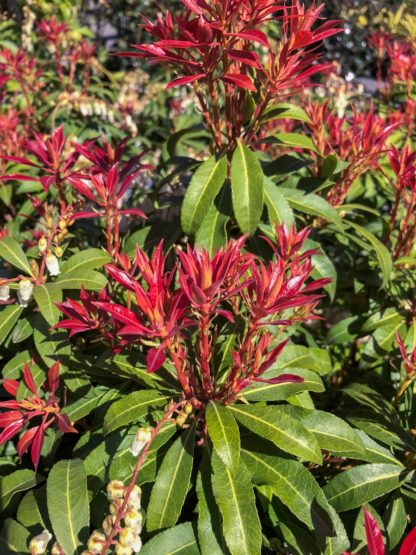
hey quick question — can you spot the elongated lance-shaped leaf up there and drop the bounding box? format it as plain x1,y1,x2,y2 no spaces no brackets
195,185,232,255
229,404,322,464
242,448,333,533
33,283,62,326
0,470,40,512
211,451,262,555
323,463,407,512
141,523,200,555
231,141,264,235
103,390,167,434
47,459,89,555
0,236,33,275
0,305,23,346
263,177,294,227
59,248,111,274
206,402,240,472
181,155,227,235
146,425,195,532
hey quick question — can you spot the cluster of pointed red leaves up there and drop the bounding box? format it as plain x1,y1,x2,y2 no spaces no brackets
36,16,69,46
388,146,416,204
342,509,416,555
0,362,77,469
0,48,43,88
119,0,342,96
0,125,81,191
56,226,329,402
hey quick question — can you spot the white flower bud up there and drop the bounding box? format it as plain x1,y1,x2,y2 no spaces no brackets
0,285,10,301
87,530,106,554
133,534,142,553
115,546,133,555
18,279,33,307
107,480,126,501
119,528,137,548
130,427,152,457
38,236,48,253
51,543,64,555
29,530,52,554
124,509,143,533
46,254,60,276
126,485,142,511
102,514,117,536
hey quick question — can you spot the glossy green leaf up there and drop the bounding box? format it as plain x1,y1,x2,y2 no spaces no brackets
56,269,107,290
231,141,264,235
103,390,167,434
263,177,294,227
0,305,23,345
0,470,40,512
206,402,240,471
0,237,32,275
33,283,62,326
146,426,195,532
195,186,232,255
141,523,200,555
262,103,311,124
181,155,227,235
0,518,30,554
59,248,111,274
242,449,332,532
324,463,407,512
282,189,343,231
211,452,262,555
242,368,324,401
273,132,319,153
47,459,89,555
229,404,322,464
345,220,392,285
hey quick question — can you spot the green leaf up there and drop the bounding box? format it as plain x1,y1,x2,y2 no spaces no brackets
33,283,62,326
0,237,32,275
56,269,107,290
229,404,322,464
195,186,232,255
263,177,294,227
0,470,40,512
17,487,49,532
242,449,332,532
211,452,262,555
231,141,264,235
0,518,30,554
196,456,228,555
262,103,311,124
273,132,319,153
302,239,337,301
283,407,366,458
59,248,111,274
323,463,407,512
356,431,404,466
103,390,167,434
181,156,227,235
0,305,23,345
141,523,200,555
47,459,89,555
242,368,324,401
344,220,392,285
206,402,240,472
11,317,33,343
383,493,407,549
146,426,195,532
282,189,343,231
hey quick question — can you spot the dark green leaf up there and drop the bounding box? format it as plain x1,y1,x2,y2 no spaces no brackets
206,402,240,472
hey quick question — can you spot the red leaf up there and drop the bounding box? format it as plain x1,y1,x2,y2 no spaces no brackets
55,413,77,434
146,347,166,374
0,419,24,445
364,509,385,555
253,373,304,385
399,528,416,555
119,208,148,218
17,426,38,458
0,410,24,428
31,424,45,469
221,73,256,92
230,30,270,48
2,379,19,397
166,73,207,89
105,265,138,292
47,361,60,395
23,363,38,395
